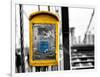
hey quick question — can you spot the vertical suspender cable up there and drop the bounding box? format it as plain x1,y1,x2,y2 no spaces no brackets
61,7,70,70
19,4,25,72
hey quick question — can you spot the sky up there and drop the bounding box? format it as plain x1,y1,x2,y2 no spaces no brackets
69,7,94,42
15,4,94,48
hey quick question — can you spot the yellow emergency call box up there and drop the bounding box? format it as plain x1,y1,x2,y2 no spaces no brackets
29,11,59,66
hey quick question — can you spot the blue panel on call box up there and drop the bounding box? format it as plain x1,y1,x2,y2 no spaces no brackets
38,41,49,52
